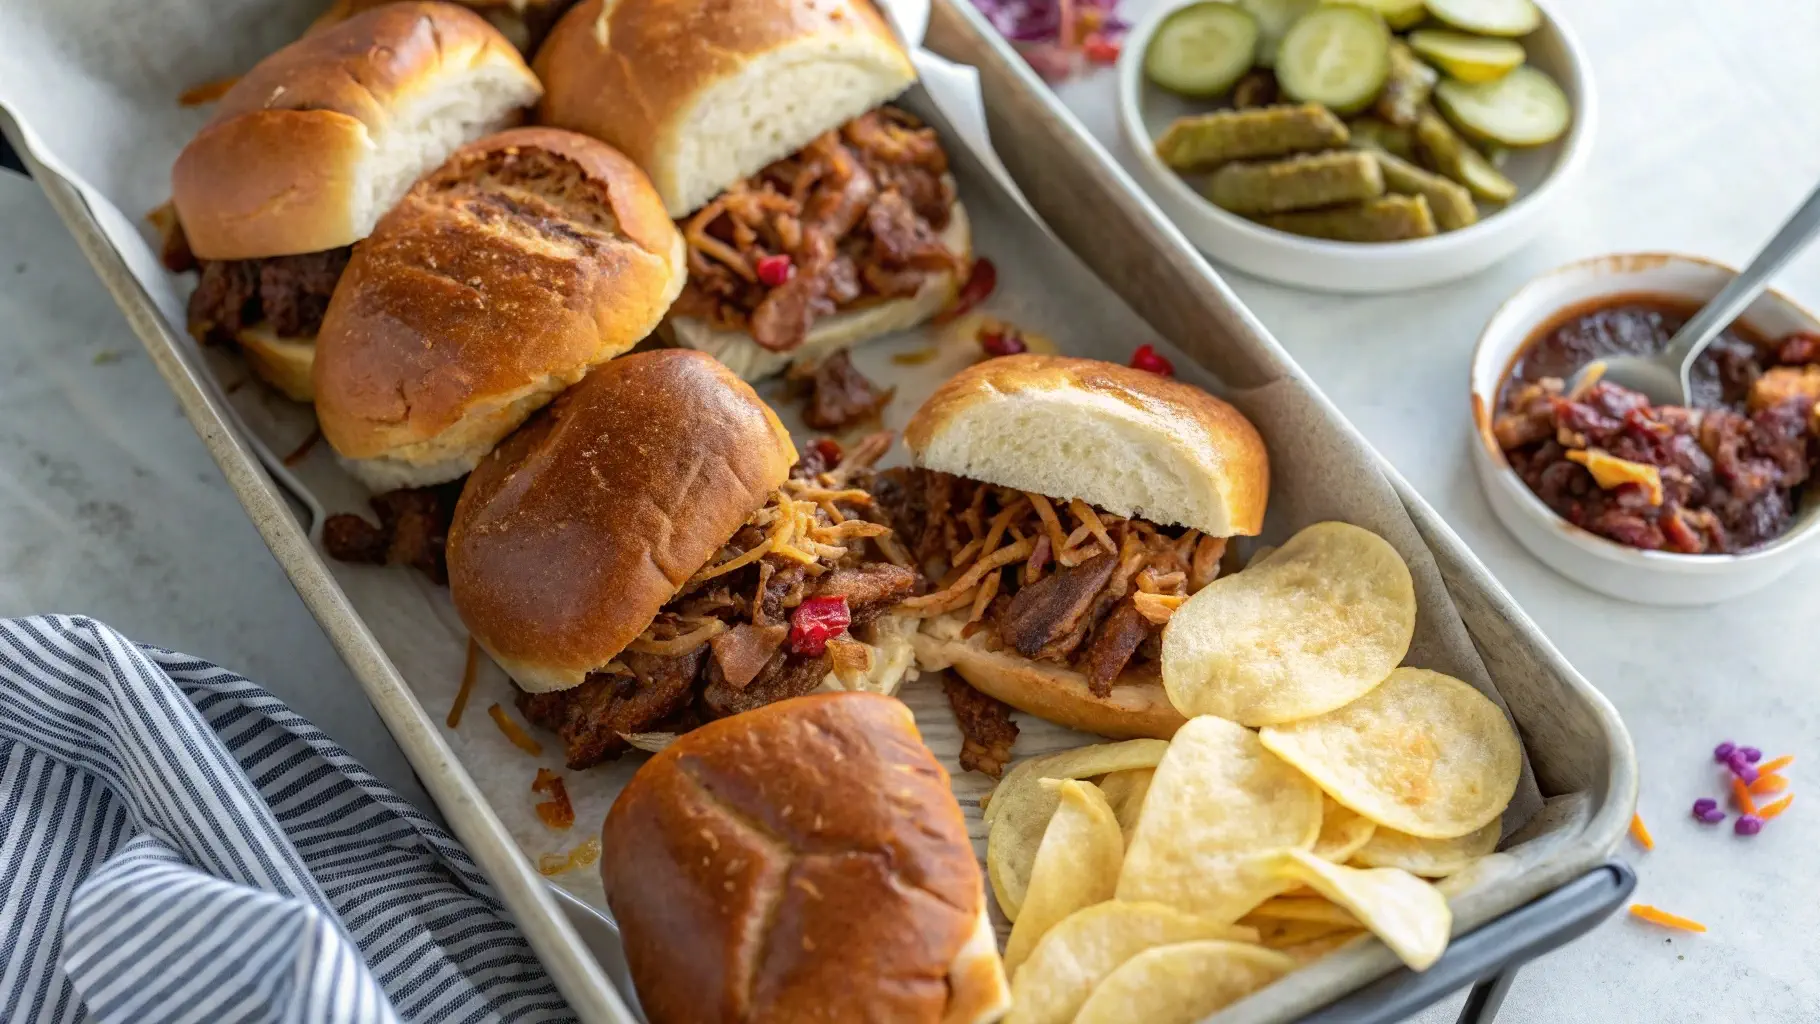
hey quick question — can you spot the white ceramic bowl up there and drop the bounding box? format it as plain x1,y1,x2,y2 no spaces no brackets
1115,0,1595,293
1469,252,1820,605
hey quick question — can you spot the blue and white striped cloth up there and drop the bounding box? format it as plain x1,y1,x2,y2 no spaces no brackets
0,615,576,1023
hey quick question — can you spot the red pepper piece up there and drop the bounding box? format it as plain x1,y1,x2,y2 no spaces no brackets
935,258,998,324
979,326,1028,357
788,595,851,656
756,254,793,287
1083,33,1122,64
1130,344,1175,376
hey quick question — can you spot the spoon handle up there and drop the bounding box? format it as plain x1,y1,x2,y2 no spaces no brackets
1670,180,1820,375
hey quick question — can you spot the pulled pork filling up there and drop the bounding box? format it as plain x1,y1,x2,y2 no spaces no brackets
883,469,1228,696
186,247,353,345
517,435,923,769
670,107,963,353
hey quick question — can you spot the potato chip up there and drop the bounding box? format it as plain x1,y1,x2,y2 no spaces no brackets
1259,668,1522,839
986,740,1168,919
1161,522,1416,726
1006,902,1257,1024
1117,716,1323,923
1250,917,1358,949
1003,780,1123,975
1353,816,1501,877
1275,929,1367,965
1313,796,1376,862
1242,896,1359,927
1266,849,1451,970
1071,941,1294,1024
1097,768,1155,841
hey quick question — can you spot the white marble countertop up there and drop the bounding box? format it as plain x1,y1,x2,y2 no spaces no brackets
3,0,1817,1017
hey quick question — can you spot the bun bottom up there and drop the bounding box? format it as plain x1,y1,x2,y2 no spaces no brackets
911,614,1186,740
665,200,972,381
236,323,316,402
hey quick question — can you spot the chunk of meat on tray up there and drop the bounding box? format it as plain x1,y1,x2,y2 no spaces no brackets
321,479,465,584
793,350,896,431
943,675,1019,778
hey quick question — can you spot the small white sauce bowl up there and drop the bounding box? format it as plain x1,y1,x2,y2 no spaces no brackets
1115,0,1596,294
1468,252,1820,605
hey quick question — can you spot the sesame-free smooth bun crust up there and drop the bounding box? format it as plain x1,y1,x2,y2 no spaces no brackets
905,354,1270,538
600,693,987,1024
171,2,540,259
313,127,686,484
535,0,917,217
446,350,795,691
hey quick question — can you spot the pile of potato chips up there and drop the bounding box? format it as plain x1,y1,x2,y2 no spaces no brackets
983,522,1524,1024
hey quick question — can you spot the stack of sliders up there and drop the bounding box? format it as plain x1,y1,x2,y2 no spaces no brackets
601,692,1010,1022
445,350,924,768
535,0,973,380
173,3,543,401
890,354,1271,743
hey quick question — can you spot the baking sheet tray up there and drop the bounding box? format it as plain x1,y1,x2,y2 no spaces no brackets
0,0,1636,1019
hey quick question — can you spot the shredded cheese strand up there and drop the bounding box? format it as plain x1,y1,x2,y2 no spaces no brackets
1628,905,1706,933
489,704,543,756
1027,493,1072,564
969,566,1002,622
1070,498,1117,555
1628,812,1654,851
627,619,728,655
903,537,1037,609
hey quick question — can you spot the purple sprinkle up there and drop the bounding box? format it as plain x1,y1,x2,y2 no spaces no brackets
1692,797,1718,815
1735,815,1763,836
1741,747,1763,763
1729,759,1761,784
1701,808,1727,824
1714,741,1737,761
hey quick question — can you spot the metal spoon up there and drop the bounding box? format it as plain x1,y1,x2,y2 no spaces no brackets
1569,181,1820,406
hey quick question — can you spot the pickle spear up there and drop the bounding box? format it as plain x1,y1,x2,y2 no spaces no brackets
1348,116,1416,161
1145,3,1261,98
1408,29,1525,83
1375,151,1478,230
1435,65,1572,146
1207,150,1386,214
1274,5,1391,115
1415,111,1518,202
1156,103,1350,172
1258,195,1437,241
1374,40,1438,127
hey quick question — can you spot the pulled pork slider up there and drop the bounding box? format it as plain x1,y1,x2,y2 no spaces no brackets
602,692,1009,1024
535,0,972,380
312,127,686,490
895,354,1271,740
174,2,542,401
447,350,923,769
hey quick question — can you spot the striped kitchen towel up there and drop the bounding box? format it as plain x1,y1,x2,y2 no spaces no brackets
0,614,576,1024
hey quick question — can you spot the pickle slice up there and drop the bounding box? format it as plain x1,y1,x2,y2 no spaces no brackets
1408,30,1525,83
1240,0,1319,67
1425,0,1541,37
1339,0,1429,30
1145,3,1261,98
1435,65,1571,146
1274,6,1391,115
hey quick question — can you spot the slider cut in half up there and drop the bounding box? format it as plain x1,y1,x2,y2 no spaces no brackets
174,2,541,401
312,127,685,489
447,351,924,769
602,693,1009,1024
536,0,972,379
898,354,1270,739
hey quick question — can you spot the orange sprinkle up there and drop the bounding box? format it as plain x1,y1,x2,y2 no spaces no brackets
1759,794,1794,820
489,703,544,756
1731,777,1758,816
1759,755,1795,775
447,637,481,729
1629,905,1706,933
1628,812,1655,851
1749,773,1789,796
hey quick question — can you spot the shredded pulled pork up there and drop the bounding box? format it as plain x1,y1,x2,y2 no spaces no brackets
321,479,465,584
186,247,352,344
883,469,1227,696
671,107,963,352
788,349,897,430
943,675,1019,778
516,435,923,769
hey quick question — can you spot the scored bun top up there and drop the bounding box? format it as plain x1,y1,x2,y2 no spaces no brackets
313,127,687,491
172,2,541,260
601,692,989,1024
535,0,916,217
906,354,1270,537
447,350,796,692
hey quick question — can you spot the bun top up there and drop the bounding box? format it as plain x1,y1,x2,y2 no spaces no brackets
172,2,541,259
906,354,1271,537
535,0,916,216
310,0,573,53
601,692,988,1024
313,126,686,490
446,350,796,692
